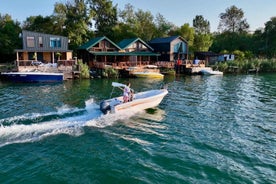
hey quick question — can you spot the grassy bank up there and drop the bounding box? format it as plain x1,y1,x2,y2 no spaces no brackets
214,59,276,73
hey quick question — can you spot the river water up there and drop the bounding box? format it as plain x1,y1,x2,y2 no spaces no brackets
0,74,275,183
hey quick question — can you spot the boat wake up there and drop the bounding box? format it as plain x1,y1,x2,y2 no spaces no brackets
0,98,136,148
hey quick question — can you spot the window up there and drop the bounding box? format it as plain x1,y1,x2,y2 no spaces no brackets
27,37,35,47
50,37,61,48
39,37,43,47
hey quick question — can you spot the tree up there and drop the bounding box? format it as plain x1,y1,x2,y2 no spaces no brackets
251,28,266,58
0,13,21,62
193,15,210,34
193,34,212,51
154,13,175,38
192,15,212,51
117,4,156,41
263,17,276,58
54,0,94,50
22,15,56,34
134,9,155,41
171,23,194,49
218,5,249,33
88,0,117,38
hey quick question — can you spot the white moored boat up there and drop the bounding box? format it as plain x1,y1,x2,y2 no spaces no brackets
100,82,168,114
200,69,223,75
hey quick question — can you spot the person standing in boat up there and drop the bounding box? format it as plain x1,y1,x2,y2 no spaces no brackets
123,82,131,103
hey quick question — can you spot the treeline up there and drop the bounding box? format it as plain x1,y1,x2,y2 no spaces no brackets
1,0,276,63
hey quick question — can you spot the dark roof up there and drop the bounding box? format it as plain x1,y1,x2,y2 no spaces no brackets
78,36,121,50
117,38,153,51
22,30,68,39
148,36,187,44
195,51,220,56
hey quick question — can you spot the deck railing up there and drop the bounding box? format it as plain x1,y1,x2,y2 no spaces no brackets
90,61,175,69
16,60,76,72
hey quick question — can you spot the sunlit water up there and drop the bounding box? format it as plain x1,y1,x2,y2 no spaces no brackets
0,74,275,183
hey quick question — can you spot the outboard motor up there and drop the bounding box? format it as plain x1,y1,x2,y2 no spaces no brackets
100,100,111,114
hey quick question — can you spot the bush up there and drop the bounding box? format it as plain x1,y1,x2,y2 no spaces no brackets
213,58,276,73
77,60,90,79
102,67,118,78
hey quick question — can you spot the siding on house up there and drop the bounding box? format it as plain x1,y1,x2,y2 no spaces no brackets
21,30,69,52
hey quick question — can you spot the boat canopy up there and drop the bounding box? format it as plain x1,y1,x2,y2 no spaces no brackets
112,82,126,88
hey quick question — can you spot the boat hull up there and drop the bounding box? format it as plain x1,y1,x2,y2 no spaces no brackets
200,69,223,75
133,72,164,78
0,72,64,83
100,89,168,114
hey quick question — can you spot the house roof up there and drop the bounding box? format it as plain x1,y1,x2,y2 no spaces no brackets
195,51,220,56
148,35,187,44
22,30,68,39
78,36,121,50
117,38,154,51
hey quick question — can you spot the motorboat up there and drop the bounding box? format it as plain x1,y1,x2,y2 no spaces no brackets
0,71,64,83
100,82,168,114
131,65,164,78
200,69,223,75
132,71,164,78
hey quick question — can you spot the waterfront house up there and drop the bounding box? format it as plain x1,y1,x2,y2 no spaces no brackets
148,36,188,62
78,36,121,68
78,36,160,69
117,37,160,67
15,30,73,71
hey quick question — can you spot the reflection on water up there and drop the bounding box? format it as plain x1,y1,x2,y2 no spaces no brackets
0,74,275,183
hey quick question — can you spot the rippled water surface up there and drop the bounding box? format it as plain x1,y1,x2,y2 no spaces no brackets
0,74,275,183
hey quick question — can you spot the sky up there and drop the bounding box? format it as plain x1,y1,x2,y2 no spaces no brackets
0,0,275,32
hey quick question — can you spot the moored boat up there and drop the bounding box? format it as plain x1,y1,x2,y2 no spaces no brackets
200,69,223,75
100,82,168,114
132,71,164,78
0,71,64,83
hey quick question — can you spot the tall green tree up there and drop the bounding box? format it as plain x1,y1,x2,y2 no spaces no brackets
171,23,194,49
88,0,117,39
54,0,94,50
193,15,212,51
251,29,266,57
0,14,21,62
22,15,56,34
193,15,210,34
218,5,249,33
263,17,276,58
117,4,156,41
134,9,155,41
154,13,175,38
193,34,212,51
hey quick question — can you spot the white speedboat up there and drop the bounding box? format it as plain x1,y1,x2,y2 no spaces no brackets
100,82,168,114
200,69,223,75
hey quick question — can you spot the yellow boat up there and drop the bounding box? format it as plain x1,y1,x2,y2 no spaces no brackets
132,71,164,78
